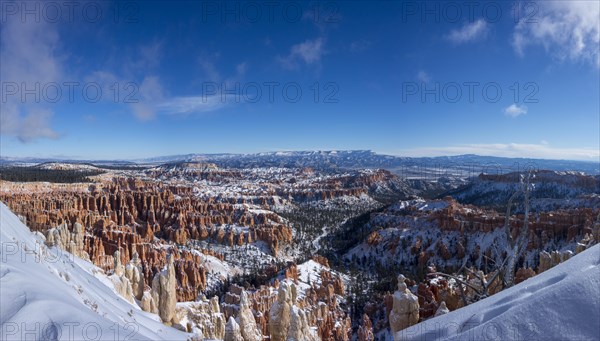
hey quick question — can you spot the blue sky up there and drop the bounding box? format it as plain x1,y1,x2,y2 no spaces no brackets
1,0,599,161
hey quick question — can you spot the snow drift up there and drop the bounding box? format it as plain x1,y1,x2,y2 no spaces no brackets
398,243,600,341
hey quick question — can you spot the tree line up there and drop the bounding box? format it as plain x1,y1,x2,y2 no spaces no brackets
0,167,105,183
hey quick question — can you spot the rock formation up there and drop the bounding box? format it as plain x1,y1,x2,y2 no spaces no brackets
357,314,374,341
140,291,157,313
124,252,144,300
434,301,449,317
269,282,293,341
389,274,419,335
107,250,135,303
152,254,178,325
113,250,125,276
238,290,262,341
287,305,317,341
514,268,536,284
45,221,90,261
224,317,244,341
539,250,573,273
176,296,225,339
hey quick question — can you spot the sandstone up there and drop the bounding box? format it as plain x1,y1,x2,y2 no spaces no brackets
287,305,317,341
124,252,145,300
434,301,449,317
357,314,374,341
238,290,262,341
269,282,293,341
539,250,573,273
514,268,536,284
108,250,134,303
389,274,419,335
152,254,178,325
109,273,134,303
224,317,244,341
176,296,225,339
140,290,158,313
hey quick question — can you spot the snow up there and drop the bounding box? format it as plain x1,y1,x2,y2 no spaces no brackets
398,244,600,341
0,202,189,341
388,198,448,213
296,260,327,291
35,162,100,171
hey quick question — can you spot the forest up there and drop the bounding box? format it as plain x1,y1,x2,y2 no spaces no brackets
0,166,104,183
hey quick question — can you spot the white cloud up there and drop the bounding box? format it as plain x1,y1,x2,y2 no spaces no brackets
417,70,431,83
198,53,221,82
129,76,165,121
512,1,600,67
18,109,61,142
156,96,226,115
128,58,242,118
446,19,489,44
128,40,164,71
279,38,325,69
0,9,61,142
398,143,599,161
129,77,227,116
504,103,528,117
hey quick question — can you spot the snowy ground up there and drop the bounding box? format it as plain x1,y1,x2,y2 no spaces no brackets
398,244,600,341
0,202,189,341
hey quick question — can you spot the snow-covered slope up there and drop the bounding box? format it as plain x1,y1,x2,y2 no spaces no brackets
0,202,188,341
398,244,600,341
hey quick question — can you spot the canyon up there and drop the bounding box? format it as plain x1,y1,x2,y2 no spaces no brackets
0,159,598,340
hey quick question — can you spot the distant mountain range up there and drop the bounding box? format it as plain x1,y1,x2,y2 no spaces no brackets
2,151,598,175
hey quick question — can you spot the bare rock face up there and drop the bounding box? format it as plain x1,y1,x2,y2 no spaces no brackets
434,301,449,317
110,275,134,303
70,222,90,260
176,296,225,339
357,314,374,341
539,250,573,273
389,274,419,335
124,252,145,300
417,283,437,319
152,254,178,325
434,279,463,311
269,282,293,341
224,317,244,341
108,250,134,303
45,222,90,261
114,250,125,276
287,305,317,341
514,267,536,284
140,290,158,313
539,251,552,273
238,290,263,341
